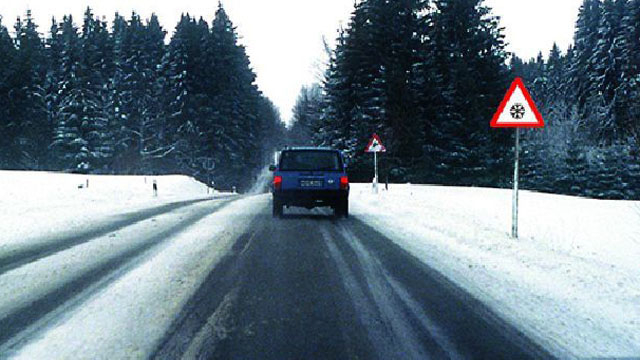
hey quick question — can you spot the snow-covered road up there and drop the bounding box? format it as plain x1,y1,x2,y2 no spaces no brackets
1,172,638,359
0,196,262,358
0,183,547,359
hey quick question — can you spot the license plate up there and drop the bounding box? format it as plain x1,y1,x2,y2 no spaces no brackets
300,180,323,187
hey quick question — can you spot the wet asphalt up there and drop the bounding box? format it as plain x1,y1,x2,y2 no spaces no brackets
154,206,554,360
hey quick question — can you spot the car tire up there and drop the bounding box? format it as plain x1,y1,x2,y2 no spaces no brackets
272,198,283,218
334,197,349,218
342,197,349,218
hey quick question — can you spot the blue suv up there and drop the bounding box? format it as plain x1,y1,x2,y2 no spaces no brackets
270,147,349,218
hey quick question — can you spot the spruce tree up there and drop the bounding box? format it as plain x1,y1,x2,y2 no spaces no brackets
624,0,640,144
202,3,264,189
110,12,166,173
588,0,628,142
10,11,47,169
0,18,16,168
320,27,354,153
289,84,324,146
571,0,602,125
44,18,63,170
138,14,168,172
80,8,113,172
51,15,88,171
162,14,206,176
321,0,426,182
428,0,510,185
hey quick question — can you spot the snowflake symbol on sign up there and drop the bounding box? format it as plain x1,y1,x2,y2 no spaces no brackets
510,103,526,120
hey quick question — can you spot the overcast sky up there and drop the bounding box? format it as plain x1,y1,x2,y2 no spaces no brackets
0,0,582,124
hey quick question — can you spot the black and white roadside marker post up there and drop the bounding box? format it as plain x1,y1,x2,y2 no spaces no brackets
365,134,386,194
491,78,544,239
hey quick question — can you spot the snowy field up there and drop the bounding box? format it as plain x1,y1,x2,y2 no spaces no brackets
0,171,227,260
351,183,640,358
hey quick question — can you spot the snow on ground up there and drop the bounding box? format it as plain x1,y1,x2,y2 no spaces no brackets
0,171,227,257
13,195,269,359
351,183,640,359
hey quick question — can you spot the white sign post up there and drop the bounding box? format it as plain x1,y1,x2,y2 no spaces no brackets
491,78,545,239
374,151,379,193
365,134,386,194
513,128,520,238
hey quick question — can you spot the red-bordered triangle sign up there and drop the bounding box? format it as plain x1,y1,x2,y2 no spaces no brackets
491,77,545,128
365,133,386,152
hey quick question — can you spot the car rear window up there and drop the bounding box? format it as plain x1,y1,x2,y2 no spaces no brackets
280,151,342,171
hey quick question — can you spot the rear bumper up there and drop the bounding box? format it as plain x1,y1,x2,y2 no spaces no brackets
273,189,348,208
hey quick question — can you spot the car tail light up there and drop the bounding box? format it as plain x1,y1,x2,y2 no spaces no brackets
340,176,349,190
273,176,282,190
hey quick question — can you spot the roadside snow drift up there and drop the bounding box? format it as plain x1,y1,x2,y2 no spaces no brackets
351,183,640,359
0,171,224,259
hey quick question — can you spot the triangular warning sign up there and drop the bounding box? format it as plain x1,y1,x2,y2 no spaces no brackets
365,133,386,153
491,77,545,128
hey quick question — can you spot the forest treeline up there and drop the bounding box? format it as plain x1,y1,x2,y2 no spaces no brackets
2,0,639,198
0,4,285,190
289,0,640,199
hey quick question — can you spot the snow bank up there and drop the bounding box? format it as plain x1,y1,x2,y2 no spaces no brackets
351,183,640,358
0,171,227,255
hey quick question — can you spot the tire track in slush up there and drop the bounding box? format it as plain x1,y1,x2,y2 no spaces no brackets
0,197,233,275
151,229,258,359
0,198,237,352
155,206,553,360
323,224,465,359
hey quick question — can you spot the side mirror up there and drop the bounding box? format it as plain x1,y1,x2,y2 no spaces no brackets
268,164,277,172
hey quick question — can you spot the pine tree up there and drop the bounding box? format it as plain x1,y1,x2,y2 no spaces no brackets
257,97,286,166
80,8,113,172
110,13,128,172
320,27,353,152
627,0,640,79
202,3,265,189
321,0,426,182
50,11,109,173
44,17,64,170
428,0,510,185
51,15,89,171
413,2,448,182
110,12,166,173
161,14,204,176
624,0,640,144
571,0,602,125
376,0,425,179
588,0,628,142
0,18,17,168
139,14,168,171
289,84,324,146
10,11,47,169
